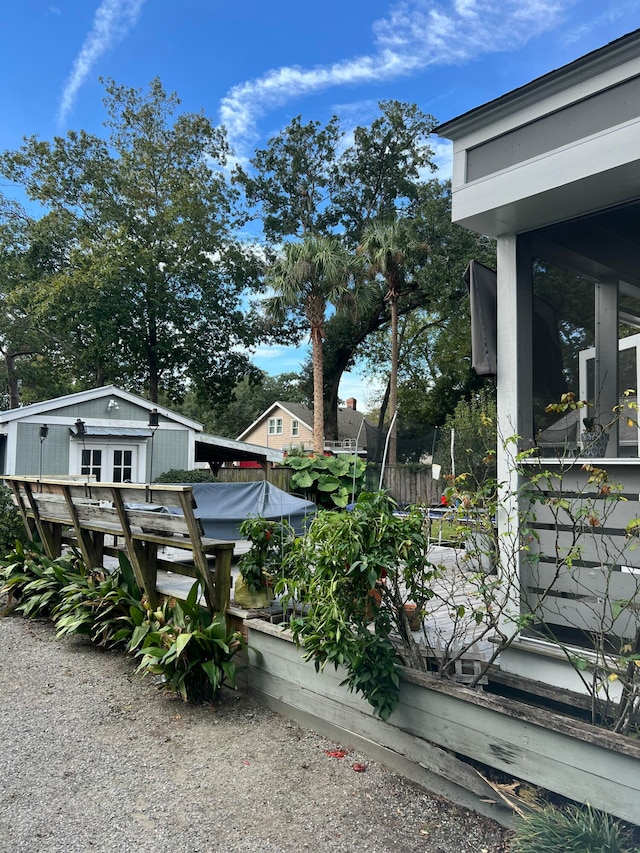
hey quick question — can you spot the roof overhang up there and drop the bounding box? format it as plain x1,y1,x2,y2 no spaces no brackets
70,426,154,438
195,433,284,467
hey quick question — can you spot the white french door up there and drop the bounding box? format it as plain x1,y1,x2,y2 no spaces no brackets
76,443,140,482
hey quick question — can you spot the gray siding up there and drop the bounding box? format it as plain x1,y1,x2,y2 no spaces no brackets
16,423,69,476
48,398,151,422
149,429,190,478
467,75,640,182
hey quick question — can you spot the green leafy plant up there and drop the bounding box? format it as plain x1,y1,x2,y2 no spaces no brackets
153,468,218,483
129,582,244,701
0,485,26,555
511,804,637,853
0,540,86,617
283,452,366,508
237,516,295,592
54,553,145,649
277,491,438,719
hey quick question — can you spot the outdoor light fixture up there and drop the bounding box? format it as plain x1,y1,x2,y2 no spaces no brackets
75,418,86,436
107,398,119,411
148,409,160,483
39,424,49,482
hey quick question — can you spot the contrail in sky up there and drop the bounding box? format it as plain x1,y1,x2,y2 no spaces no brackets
58,0,146,126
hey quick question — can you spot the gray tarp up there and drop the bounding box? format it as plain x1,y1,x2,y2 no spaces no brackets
170,481,316,540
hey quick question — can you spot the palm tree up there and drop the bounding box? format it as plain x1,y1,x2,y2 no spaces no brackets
358,219,408,464
267,235,360,454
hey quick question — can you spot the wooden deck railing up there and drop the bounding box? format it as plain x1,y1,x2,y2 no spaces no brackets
5,476,233,613
520,458,640,645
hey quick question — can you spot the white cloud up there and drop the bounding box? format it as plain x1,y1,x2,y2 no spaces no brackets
220,0,574,153
57,0,147,126
430,137,453,181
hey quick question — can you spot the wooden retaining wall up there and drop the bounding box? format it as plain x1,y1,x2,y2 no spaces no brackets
247,619,640,828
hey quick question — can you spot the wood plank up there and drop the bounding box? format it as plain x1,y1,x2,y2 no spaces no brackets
522,562,640,599
110,486,158,608
247,624,640,824
530,496,640,530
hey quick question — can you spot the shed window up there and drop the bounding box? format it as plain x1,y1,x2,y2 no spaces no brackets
81,448,102,481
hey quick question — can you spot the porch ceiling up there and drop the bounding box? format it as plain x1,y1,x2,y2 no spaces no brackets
529,199,640,294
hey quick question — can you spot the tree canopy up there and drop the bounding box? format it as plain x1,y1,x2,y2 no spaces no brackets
0,78,261,404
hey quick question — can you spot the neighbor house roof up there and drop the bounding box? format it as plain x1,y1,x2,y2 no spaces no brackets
237,400,368,446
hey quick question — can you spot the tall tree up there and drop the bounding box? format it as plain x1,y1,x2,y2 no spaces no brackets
1,78,260,404
358,218,414,463
320,181,497,441
266,236,361,453
235,101,437,436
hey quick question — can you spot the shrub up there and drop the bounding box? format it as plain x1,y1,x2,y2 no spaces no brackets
54,553,145,649
129,582,244,701
511,804,637,853
153,468,217,483
277,491,438,720
0,485,27,555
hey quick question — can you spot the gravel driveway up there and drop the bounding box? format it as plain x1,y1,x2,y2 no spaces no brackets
0,612,511,853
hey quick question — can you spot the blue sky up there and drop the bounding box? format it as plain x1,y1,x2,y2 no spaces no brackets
1,0,638,407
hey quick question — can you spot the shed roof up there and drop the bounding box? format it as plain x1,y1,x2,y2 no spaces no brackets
0,385,202,430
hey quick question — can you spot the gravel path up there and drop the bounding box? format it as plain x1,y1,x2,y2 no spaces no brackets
0,612,512,853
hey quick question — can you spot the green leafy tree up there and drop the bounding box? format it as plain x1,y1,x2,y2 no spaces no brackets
350,181,497,435
168,371,311,438
235,102,437,439
1,78,260,404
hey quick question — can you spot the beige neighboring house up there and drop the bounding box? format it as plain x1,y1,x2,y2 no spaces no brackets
237,399,369,455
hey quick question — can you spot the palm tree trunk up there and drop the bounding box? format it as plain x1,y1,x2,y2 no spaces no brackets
389,297,398,464
311,326,324,454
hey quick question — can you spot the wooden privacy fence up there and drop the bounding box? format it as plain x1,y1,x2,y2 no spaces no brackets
217,464,440,507
521,459,640,646
6,476,233,613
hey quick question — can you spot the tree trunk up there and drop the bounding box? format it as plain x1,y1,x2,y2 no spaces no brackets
311,326,324,455
389,296,398,464
5,353,20,409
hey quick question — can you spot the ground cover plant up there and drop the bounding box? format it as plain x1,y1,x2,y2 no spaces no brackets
0,539,243,704
128,581,244,701
0,540,86,618
53,553,145,649
510,803,639,853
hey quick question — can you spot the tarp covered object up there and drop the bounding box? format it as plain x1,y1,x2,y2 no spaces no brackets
173,481,316,540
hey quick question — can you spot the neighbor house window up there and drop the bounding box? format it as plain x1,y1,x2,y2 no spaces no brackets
291,419,299,437
268,417,283,435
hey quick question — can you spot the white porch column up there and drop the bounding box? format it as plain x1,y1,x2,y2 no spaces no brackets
595,279,619,456
496,234,533,641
